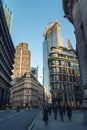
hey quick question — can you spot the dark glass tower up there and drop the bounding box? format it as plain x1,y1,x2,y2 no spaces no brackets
0,0,15,109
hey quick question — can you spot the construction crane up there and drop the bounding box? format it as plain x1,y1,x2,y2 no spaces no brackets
34,61,39,70
48,19,63,25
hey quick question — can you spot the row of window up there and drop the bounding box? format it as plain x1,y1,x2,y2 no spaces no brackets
50,52,76,60
49,60,79,68
50,83,74,91
50,74,76,82
49,67,77,75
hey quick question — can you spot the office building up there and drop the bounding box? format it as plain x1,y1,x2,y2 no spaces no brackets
43,21,64,98
10,72,44,108
0,0,15,109
2,0,12,32
48,41,81,107
13,43,31,79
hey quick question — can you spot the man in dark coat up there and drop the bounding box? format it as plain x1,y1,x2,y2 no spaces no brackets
67,104,72,120
43,106,48,124
53,105,58,120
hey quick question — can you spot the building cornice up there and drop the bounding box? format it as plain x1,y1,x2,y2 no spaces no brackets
62,0,75,23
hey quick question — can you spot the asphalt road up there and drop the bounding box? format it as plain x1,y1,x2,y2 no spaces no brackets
0,108,40,130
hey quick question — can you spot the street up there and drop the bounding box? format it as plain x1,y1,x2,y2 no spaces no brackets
31,110,87,130
0,108,40,130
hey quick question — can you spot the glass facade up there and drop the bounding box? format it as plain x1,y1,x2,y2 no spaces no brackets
0,0,15,109
43,22,64,102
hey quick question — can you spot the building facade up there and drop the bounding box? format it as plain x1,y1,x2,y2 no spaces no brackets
2,0,12,32
62,0,87,122
13,43,31,79
48,45,81,107
10,72,44,108
43,22,64,98
0,0,15,109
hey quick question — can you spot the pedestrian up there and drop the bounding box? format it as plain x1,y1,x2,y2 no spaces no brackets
67,104,72,121
53,105,58,120
63,104,66,115
59,104,64,121
48,105,52,116
43,105,48,125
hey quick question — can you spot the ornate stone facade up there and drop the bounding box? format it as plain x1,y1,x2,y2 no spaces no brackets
10,72,44,108
48,45,81,107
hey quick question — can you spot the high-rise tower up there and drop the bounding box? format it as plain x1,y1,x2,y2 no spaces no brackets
43,22,64,98
13,43,31,79
2,0,13,32
0,0,15,109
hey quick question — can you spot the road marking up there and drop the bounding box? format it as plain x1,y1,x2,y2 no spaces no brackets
0,119,4,122
8,115,14,119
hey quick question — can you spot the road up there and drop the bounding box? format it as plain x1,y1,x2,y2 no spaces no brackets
0,108,40,130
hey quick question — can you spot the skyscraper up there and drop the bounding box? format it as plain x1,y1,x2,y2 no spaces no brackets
2,0,13,32
13,43,31,79
0,0,15,109
43,22,64,98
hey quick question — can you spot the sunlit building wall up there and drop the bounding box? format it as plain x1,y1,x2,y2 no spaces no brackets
48,45,81,107
10,72,44,108
13,43,31,79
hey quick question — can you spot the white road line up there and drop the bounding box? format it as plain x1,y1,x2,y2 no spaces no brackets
0,119,4,122
8,115,14,119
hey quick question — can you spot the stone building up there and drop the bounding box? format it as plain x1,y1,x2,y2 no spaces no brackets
0,0,15,109
10,72,44,108
13,43,31,79
48,42,81,107
62,0,87,122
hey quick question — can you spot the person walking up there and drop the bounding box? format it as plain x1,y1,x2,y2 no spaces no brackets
43,105,48,125
59,104,64,121
53,105,58,120
67,104,72,121
48,105,52,116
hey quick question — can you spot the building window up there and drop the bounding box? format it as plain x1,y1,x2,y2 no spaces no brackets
51,60,55,65
68,62,70,67
59,75,62,81
61,61,65,66
63,75,66,81
61,67,66,73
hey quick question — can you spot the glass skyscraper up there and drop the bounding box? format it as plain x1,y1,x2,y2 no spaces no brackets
2,0,13,32
43,22,64,101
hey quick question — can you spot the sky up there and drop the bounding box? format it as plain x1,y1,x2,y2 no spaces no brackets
4,0,76,84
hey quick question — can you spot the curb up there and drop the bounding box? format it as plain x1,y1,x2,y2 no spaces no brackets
28,111,41,130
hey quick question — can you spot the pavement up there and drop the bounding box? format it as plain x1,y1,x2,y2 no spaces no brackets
28,110,87,130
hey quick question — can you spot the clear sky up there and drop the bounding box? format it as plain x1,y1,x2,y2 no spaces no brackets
4,0,76,84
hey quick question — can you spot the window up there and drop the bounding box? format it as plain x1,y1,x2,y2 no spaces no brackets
61,61,65,66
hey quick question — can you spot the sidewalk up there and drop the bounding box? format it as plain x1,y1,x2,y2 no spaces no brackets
30,110,87,130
